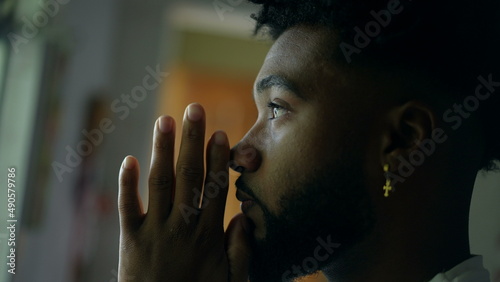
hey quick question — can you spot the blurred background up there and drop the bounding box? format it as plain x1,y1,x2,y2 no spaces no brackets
0,0,498,282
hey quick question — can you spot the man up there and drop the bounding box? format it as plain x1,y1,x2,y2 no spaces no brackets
117,0,500,281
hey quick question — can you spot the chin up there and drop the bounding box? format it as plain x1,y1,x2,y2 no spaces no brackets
243,205,267,240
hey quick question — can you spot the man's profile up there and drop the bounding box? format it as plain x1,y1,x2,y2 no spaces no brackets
117,0,500,281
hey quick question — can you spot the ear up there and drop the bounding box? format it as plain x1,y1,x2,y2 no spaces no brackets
380,100,437,167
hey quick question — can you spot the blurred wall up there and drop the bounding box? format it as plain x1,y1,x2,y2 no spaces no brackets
8,0,170,281
13,0,120,281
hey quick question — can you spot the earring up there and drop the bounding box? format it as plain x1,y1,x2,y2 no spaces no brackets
383,164,392,197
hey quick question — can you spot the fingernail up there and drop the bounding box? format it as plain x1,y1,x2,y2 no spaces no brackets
187,104,203,122
214,131,227,146
122,156,135,170
159,116,172,133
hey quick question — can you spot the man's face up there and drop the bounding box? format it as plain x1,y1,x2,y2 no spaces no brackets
230,26,378,281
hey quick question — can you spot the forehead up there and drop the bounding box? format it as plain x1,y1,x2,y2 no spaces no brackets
268,26,331,58
256,26,344,99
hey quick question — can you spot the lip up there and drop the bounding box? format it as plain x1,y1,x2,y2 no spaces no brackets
236,190,256,213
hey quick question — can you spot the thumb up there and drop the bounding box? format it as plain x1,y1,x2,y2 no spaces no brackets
225,213,254,282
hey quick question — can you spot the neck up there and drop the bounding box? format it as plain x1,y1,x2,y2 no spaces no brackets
322,186,472,282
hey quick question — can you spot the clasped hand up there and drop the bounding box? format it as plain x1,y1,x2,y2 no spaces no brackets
118,103,252,282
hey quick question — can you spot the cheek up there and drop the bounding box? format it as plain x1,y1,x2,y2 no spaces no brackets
258,127,329,215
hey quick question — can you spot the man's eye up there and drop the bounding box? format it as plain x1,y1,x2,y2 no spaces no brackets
267,102,287,120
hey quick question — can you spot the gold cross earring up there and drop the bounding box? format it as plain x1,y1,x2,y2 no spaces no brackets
383,164,392,197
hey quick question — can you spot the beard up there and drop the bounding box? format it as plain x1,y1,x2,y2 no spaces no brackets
236,149,376,282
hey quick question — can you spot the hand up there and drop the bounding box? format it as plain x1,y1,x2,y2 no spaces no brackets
117,103,253,282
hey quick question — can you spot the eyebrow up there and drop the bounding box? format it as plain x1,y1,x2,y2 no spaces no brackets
254,75,305,100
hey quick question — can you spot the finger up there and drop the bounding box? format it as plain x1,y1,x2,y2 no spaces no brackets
118,156,144,231
147,116,176,221
225,213,254,282
199,131,230,225
172,103,206,224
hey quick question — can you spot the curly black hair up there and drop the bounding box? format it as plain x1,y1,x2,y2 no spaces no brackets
249,0,500,171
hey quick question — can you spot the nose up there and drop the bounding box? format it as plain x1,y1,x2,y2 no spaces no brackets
230,141,262,173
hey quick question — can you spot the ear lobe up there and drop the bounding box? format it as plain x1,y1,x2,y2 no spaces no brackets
382,101,437,162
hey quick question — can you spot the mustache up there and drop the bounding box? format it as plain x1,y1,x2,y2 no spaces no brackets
235,177,263,206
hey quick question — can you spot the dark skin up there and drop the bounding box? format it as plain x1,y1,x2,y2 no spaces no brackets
118,25,485,281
